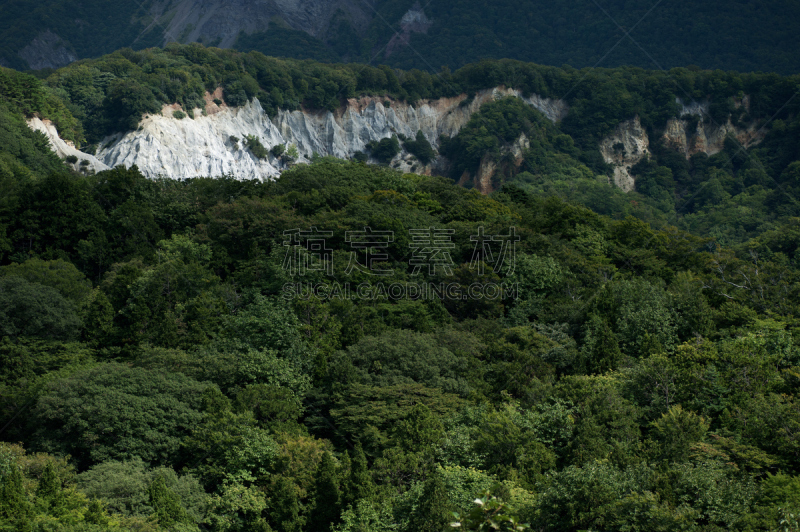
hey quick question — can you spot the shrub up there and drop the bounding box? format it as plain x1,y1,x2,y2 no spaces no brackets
367,135,400,164
285,143,299,161
65,155,78,164
403,130,437,164
245,135,268,159
173,110,186,119
271,144,285,158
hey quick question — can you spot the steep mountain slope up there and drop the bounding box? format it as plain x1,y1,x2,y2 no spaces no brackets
2,0,800,74
0,0,371,70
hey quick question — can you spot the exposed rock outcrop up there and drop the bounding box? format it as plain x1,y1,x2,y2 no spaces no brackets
599,116,650,192
27,117,109,174
597,98,766,192
662,117,764,158
90,87,566,181
662,97,765,157
32,84,766,195
18,30,76,70
459,133,530,193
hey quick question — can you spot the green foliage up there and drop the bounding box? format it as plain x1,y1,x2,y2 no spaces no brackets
76,459,208,522
0,442,116,530
308,453,341,532
0,275,82,340
403,131,436,165
30,363,211,468
450,487,528,532
367,136,400,164
245,135,269,160
148,475,193,528
344,444,375,506
1,257,92,303
0,90,797,530
271,143,285,158
406,471,452,532
331,329,472,396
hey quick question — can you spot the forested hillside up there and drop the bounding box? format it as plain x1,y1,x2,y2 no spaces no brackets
3,43,800,530
1,154,800,530
33,44,800,249
2,0,800,74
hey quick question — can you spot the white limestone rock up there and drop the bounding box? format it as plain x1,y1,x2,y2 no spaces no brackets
89,87,568,181
27,117,109,175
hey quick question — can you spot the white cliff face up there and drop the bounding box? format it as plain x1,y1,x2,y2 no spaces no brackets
27,117,109,175
97,100,284,180
31,86,767,195
599,116,650,192
90,87,567,181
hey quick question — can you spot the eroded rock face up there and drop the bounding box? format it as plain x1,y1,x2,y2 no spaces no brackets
18,30,76,70
34,86,766,194
599,116,650,192
461,133,530,193
662,118,764,157
662,97,764,157
97,100,284,180
90,87,567,181
596,99,766,191
27,117,109,175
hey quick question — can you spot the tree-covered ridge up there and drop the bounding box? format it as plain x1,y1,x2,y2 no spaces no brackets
41,43,800,150
4,42,800,531
441,91,800,246
361,0,800,75
3,0,800,76
0,156,799,530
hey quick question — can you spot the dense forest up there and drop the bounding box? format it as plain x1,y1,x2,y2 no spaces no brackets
3,43,800,531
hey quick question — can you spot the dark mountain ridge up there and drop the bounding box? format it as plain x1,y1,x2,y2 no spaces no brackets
2,0,800,75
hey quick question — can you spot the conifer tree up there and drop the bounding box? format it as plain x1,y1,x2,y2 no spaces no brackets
148,475,191,528
344,443,374,506
407,471,451,532
36,461,65,516
0,467,32,529
308,452,342,532
269,475,303,532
